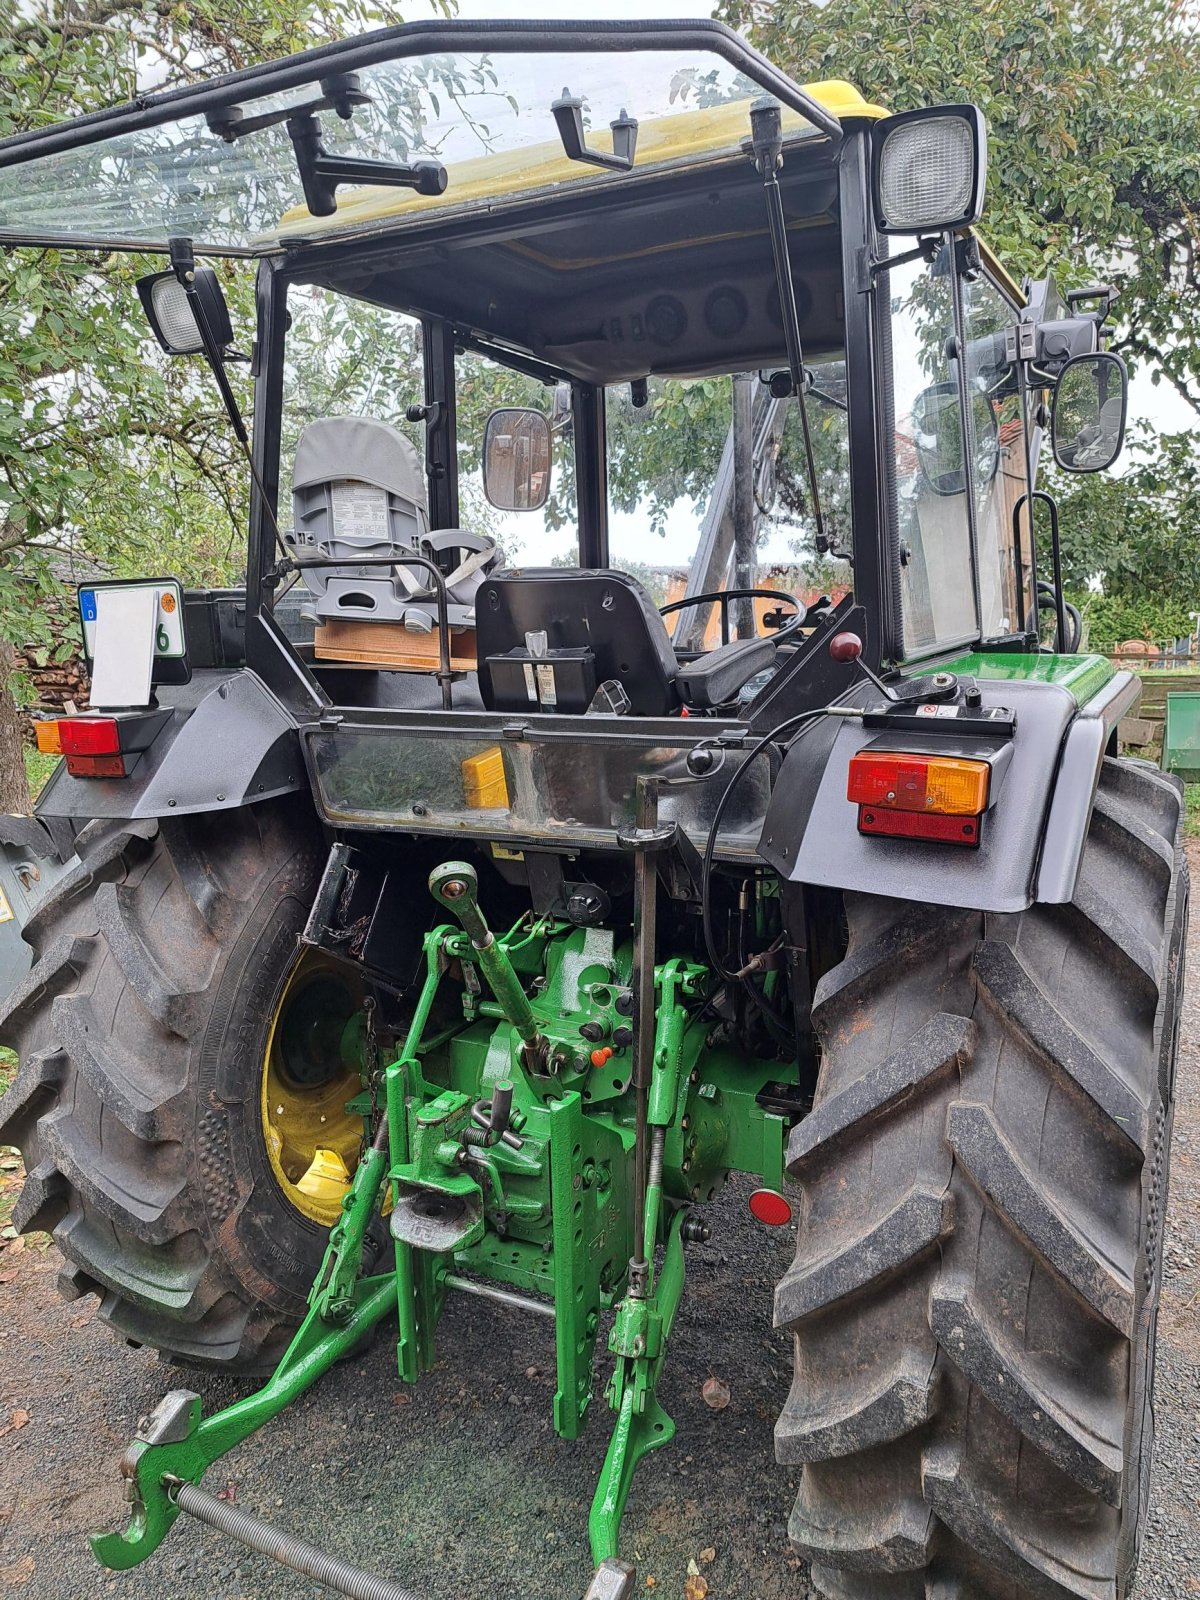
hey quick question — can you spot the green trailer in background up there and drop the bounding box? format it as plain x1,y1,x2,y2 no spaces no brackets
1165,691,1200,782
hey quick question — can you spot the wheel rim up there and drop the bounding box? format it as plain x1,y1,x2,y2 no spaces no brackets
260,950,364,1227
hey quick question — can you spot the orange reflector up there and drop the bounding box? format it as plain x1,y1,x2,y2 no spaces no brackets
34,720,62,755
462,745,509,810
847,751,989,816
748,1188,793,1227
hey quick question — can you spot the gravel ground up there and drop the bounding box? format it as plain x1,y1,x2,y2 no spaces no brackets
0,849,1197,1600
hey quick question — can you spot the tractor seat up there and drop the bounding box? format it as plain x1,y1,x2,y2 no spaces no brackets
475,568,776,716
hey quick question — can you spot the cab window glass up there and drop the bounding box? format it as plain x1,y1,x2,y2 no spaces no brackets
889,251,978,657
961,275,1034,637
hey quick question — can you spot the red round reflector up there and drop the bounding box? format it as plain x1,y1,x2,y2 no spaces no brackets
748,1188,793,1227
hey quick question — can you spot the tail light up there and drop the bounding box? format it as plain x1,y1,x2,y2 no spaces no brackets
35,709,169,779
848,750,991,847
56,717,120,756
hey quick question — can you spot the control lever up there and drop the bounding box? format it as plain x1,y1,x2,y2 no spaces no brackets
828,631,958,707
470,1079,523,1150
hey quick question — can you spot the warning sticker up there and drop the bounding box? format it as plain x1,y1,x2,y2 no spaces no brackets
0,888,12,924
330,481,390,542
535,663,558,708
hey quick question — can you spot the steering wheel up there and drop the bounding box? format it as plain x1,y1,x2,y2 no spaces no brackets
659,587,805,654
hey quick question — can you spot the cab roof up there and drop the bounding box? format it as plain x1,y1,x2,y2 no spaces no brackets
0,17,862,258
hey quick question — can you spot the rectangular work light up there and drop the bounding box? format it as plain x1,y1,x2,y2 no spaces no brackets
135,266,233,356
872,105,988,235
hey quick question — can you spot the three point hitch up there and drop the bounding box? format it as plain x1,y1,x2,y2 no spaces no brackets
93,836,789,1598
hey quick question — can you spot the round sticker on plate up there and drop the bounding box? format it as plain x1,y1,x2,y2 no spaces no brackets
160,591,177,614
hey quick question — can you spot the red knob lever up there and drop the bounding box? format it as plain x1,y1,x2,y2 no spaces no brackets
829,631,863,663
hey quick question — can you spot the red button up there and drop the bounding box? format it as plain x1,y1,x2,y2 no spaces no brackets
748,1188,793,1227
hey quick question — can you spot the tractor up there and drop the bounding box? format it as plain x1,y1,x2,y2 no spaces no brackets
0,17,1185,1600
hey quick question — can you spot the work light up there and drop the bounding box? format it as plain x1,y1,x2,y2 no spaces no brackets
872,105,987,235
135,265,233,355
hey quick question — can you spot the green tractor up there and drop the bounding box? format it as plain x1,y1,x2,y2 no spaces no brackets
0,18,1185,1600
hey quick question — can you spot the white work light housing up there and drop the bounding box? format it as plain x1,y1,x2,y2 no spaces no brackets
872,105,988,235
135,265,233,355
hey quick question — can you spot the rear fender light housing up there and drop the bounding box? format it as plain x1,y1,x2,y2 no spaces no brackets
847,740,1011,848
44,707,172,780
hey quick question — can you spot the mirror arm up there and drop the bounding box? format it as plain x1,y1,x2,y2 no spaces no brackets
168,237,247,446
286,112,446,217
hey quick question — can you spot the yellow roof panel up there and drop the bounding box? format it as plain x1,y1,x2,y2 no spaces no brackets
269,80,888,244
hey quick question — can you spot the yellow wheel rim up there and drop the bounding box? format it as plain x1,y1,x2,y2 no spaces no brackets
261,950,364,1227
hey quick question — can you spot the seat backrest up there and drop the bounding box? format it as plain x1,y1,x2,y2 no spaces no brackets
475,568,677,716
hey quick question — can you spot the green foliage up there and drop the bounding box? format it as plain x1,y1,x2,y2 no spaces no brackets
1069,591,1195,652
1184,785,1200,841
1052,427,1200,608
23,747,58,801
721,0,1200,417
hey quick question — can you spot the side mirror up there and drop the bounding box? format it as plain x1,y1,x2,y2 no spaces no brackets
912,381,998,496
135,265,233,356
1051,352,1128,472
483,407,552,511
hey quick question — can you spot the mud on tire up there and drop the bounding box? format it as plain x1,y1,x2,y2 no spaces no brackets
0,799,329,1369
776,757,1188,1599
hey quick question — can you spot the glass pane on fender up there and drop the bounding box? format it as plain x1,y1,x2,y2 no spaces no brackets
961,275,1034,637
889,250,977,657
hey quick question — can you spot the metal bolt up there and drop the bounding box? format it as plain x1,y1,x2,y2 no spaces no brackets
681,1115,690,1131
442,879,467,899
216,793,225,802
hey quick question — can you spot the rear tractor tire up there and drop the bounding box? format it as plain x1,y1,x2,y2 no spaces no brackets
776,757,1187,1599
0,800,364,1369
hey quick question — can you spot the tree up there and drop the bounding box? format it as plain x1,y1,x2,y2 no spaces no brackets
0,0,452,811
722,0,1200,624
722,0,1200,414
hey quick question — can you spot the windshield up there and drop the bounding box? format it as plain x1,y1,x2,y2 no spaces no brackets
0,23,842,254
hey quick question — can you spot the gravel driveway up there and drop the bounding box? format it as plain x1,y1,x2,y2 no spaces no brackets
0,847,1197,1600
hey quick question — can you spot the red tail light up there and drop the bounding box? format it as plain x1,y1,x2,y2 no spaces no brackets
57,717,120,756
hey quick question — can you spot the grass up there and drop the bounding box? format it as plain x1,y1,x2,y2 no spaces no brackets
23,747,58,802
1186,784,1200,841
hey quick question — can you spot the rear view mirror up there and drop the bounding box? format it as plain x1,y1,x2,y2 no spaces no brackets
136,265,233,356
1051,352,1128,472
912,381,998,496
482,408,552,511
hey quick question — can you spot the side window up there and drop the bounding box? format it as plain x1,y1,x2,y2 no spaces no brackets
961,275,1034,637
889,252,977,657
281,284,424,518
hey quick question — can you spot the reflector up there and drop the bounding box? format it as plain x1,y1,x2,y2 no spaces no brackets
748,1188,793,1227
859,807,980,847
64,752,128,778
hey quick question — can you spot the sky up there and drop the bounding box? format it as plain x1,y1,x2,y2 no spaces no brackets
449,0,1189,565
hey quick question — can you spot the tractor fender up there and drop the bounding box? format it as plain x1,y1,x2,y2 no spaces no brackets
758,669,1140,914
35,667,305,822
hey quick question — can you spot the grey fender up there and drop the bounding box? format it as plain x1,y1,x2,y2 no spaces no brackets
35,668,306,822
757,670,1140,914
